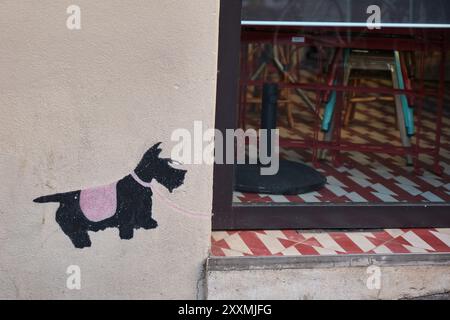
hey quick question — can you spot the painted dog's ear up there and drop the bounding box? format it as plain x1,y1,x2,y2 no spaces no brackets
135,142,163,173
145,142,162,158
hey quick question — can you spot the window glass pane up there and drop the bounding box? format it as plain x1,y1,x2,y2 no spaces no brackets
233,1,450,206
242,0,450,26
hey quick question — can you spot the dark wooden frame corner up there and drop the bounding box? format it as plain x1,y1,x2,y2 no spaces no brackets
212,0,450,230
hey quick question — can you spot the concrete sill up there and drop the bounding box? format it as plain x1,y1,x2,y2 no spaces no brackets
207,253,450,271
207,254,450,299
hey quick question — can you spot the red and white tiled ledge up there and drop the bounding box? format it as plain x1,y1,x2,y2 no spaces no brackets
211,229,450,257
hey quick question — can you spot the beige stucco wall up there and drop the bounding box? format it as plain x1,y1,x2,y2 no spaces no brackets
0,0,219,299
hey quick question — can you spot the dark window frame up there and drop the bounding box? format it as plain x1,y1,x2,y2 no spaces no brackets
212,0,450,230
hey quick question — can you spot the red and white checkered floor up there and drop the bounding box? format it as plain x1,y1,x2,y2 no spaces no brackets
235,89,450,204
211,229,450,257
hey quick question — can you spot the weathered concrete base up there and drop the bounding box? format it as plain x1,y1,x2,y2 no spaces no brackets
206,254,450,300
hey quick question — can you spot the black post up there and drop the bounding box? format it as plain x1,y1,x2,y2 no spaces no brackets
261,83,278,157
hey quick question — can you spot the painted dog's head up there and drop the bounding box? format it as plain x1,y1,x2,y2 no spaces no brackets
135,142,187,192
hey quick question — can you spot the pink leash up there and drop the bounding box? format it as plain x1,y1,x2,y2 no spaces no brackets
131,171,210,219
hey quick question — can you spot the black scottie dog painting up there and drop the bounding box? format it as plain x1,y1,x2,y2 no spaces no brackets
34,143,187,248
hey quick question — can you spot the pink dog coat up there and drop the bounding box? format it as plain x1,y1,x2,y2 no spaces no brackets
80,183,118,222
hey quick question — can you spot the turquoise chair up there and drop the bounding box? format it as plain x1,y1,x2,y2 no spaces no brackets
321,50,414,136
321,49,350,132
394,51,415,136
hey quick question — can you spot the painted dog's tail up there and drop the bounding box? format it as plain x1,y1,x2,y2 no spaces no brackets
33,192,76,203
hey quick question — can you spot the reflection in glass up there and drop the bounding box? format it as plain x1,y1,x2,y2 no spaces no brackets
234,2,450,206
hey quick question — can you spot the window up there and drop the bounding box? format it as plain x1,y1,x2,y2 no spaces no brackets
213,0,450,230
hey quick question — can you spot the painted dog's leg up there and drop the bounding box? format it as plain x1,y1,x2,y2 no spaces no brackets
119,225,134,239
69,231,92,248
55,204,92,248
136,193,157,230
137,207,157,230
57,219,92,248
117,198,136,239
142,218,158,230
117,208,135,239
140,217,158,230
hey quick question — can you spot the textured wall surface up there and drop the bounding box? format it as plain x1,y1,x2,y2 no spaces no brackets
0,0,219,299
208,265,450,300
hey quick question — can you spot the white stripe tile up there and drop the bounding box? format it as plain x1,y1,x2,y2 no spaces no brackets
441,163,450,174
371,183,397,195
256,233,287,254
298,192,321,202
372,192,398,202
394,176,419,187
348,176,372,188
300,231,318,237
401,231,435,251
370,162,393,173
422,171,442,179
280,246,303,256
264,230,289,240
225,233,253,255
435,229,450,236
258,193,271,197
313,246,338,255
419,176,444,188
403,245,428,253
222,248,245,257
346,233,377,252
371,169,394,180
336,166,349,173
312,233,346,252
345,192,368,202
373,245,393,254
348,168,370,179
325,184,348,197
233,191,244,197
212,231,231,241
384,229,405,238
326,176,347,187
358,232,377,237
420,191,444,202
395,183,422,196
268,195,290,203
232,194,242,203
431,231,450,247
349,153,371,165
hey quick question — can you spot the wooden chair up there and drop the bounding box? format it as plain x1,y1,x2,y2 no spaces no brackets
321,50,414,165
